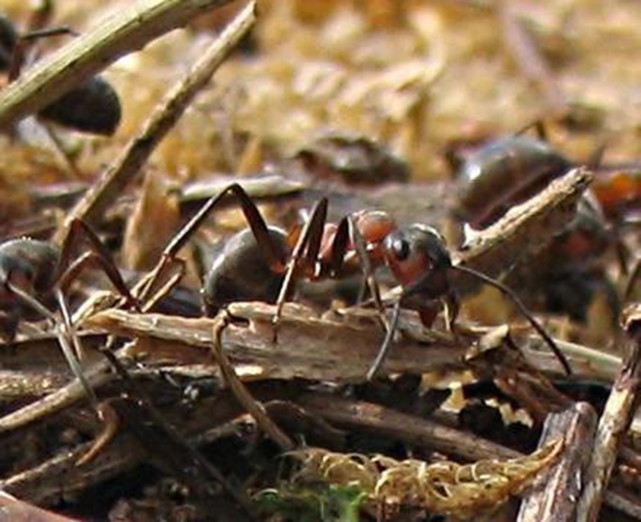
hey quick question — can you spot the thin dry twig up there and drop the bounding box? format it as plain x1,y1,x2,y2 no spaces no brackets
212,310,295,451
454,167,592,288
54,0,257,242
0,0,236,130
294,393,521,462
577,305,641,522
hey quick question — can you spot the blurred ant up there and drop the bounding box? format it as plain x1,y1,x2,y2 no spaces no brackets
0,219,139,413
447,124,625,323
145,184,571,379
0,9,121,135
447,122,606,231
592,165,641,221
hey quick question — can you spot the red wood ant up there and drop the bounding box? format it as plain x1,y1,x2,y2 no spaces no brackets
450,126,620,324
147,183,571,379
0,219,139,404
0,12,121,135
452,131,574,229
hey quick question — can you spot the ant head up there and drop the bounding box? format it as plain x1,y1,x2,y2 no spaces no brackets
382,224,452,296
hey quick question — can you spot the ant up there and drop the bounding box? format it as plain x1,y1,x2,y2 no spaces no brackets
0,219,139,415
0,10,121,135
449,123,581,230
449,123,622,319
144,183,571,380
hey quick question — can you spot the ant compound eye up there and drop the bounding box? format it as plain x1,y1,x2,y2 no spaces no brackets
392,238,410,261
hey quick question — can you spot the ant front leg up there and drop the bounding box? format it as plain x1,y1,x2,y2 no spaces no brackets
331,214,389,328
272,197,328,341
8,27,74,81
515,119,548,141
55,219,140,310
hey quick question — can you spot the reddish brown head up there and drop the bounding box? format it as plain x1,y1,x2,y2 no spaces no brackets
381,224,452,300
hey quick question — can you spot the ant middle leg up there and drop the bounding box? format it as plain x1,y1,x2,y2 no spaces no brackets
139,183,287,304
272,197,328,340
330,213,390,325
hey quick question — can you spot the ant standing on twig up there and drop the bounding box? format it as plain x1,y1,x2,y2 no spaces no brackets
143,183,572,380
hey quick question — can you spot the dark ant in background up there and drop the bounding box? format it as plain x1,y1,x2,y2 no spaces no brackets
0,220,139,409
146,183,571,380
0,11,121,135
448,123,620,324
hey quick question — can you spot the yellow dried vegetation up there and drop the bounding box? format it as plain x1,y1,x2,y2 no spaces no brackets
290,439,563,517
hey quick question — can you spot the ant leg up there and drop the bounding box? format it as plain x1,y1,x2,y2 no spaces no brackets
348,215,385,309
56,219,139,310
140,183,287,303
330,215,391,349
515,120,548,141
54,288,100,405
329,215,384,309
453,264,572,375
443,289,460,333
41,122,84,179
8,26,74,81
272,198,328,340
5,280,99,405
366,299,402,380
164,183,286,269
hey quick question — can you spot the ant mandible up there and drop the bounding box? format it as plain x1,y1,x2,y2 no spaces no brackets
147,183,571,379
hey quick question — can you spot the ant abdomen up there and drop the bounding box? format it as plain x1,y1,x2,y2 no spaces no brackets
456,135,573,228
0,238,59,295
202,226,288,315
38,76,122,135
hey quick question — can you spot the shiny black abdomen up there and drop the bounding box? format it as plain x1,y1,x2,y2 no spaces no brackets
457,136,572,228
202,227,288,315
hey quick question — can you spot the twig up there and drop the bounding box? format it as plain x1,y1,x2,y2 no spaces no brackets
54,0,257,242
576,306,641,522
212,311,295,451
517,402,598,522
84,302,470,381
454,167,592,289
295,393,521,462
0,0,235,130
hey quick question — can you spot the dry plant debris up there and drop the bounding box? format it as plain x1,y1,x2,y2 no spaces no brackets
288,439,563,518
0,0,638,521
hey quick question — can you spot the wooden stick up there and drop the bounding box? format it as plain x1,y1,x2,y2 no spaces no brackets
211,312,295,451
54,0,257,242
576,307,641,521
517,402,597,522
0,0,236,129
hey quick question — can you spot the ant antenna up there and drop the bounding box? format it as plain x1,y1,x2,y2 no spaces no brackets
453,264,572,375
366,300,402,380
